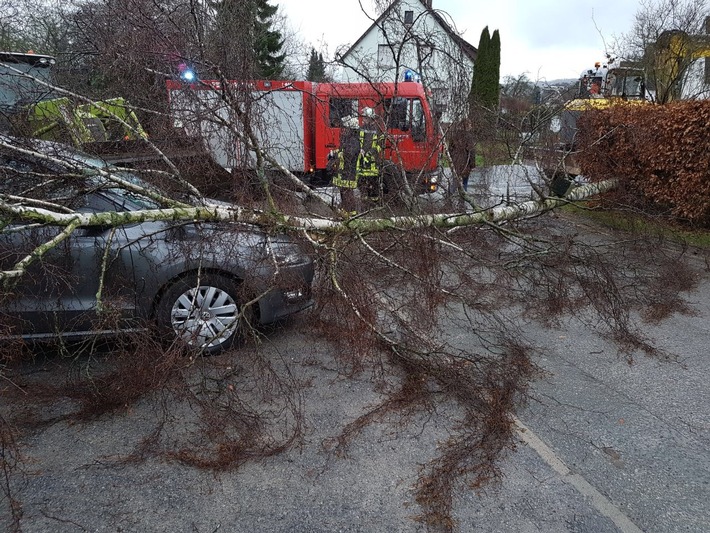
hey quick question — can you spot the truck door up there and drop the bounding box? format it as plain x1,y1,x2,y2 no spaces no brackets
381,97,430,171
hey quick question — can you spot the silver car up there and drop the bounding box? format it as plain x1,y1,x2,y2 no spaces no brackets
0,140,314,354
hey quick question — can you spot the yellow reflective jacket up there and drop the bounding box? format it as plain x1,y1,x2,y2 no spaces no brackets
332,129,381,188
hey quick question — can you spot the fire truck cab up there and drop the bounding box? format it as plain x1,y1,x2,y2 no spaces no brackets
312,82,441,190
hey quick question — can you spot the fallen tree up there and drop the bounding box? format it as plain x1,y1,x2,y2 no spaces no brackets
0,5,701,527
3,125,691,533
0,167,618,281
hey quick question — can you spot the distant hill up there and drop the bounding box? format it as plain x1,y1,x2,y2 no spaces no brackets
540,78,576,88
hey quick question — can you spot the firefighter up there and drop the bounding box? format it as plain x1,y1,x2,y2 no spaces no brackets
357,107,383,203
330,109,383,215
448,117,476,192
330,115,362,215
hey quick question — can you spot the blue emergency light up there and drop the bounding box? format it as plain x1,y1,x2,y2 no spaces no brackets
180,69,196,82
403,69,420,82
177,61,196,82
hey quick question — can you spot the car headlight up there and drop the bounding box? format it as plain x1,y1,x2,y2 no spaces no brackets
274,250,303,266
269,241,304,266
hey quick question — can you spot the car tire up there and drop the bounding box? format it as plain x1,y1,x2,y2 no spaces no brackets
156,273,248,355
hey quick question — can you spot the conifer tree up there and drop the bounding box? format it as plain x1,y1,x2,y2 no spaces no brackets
469,27,490,108
469,26,501,109
489,29,501,107
253,0,286,79
306,48,326,81
207,0,285,79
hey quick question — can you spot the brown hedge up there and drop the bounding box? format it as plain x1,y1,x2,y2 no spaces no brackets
576,100,710,226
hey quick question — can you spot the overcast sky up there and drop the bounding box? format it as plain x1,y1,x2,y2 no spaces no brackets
277,0,641,82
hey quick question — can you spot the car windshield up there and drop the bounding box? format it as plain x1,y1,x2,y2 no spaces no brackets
0,140,165,212
42,144,168,210
82,168,162,210
59,149,108,170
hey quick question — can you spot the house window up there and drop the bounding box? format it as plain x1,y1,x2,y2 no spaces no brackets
417,41,435,64
430,87,448,120
378,44,393,68
404,10,414,25
430,87,448,106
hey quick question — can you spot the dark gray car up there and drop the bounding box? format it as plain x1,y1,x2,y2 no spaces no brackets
0,140,314,354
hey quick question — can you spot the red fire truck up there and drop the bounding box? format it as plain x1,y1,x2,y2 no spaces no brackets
166,79,443,193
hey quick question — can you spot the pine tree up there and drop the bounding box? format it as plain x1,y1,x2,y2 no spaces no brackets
306,48,326,81
208,0,253,78
253,0,286,79
207,0,285,79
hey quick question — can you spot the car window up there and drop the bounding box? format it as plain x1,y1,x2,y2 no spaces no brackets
0,154,84,206
75,192,119,213
102,188,159,211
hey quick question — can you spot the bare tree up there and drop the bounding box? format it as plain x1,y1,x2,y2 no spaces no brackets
616,0,710,102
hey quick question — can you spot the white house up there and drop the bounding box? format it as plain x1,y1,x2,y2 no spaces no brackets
336,0,477,122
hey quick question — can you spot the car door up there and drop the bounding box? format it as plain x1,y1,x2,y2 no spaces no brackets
57,191,139,334
0,218,108,336
0,153,137,337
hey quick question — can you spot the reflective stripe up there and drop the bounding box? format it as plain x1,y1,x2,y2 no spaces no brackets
332,149,358,188
333,130,382,187
356,130,381,177
332,175,358,188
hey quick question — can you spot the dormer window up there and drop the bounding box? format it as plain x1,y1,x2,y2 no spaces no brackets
404,10,414,25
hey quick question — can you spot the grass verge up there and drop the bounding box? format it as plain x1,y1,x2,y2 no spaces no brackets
562,203,710,249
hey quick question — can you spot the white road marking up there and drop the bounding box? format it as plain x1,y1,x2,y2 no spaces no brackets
514,417,645,533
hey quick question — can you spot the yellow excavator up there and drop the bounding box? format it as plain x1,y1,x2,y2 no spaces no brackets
0,51,211,175
554,20,710,177
649,27,710,102
559,57,648,152
0,51,147,146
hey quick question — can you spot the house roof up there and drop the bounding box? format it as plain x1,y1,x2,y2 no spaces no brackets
338,0,477,63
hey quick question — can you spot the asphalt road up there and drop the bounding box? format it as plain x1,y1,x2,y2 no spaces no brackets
516,275,710,533
3,220,709,533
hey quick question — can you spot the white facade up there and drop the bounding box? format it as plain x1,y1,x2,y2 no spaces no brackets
336,0,476,122
680,58,710,100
